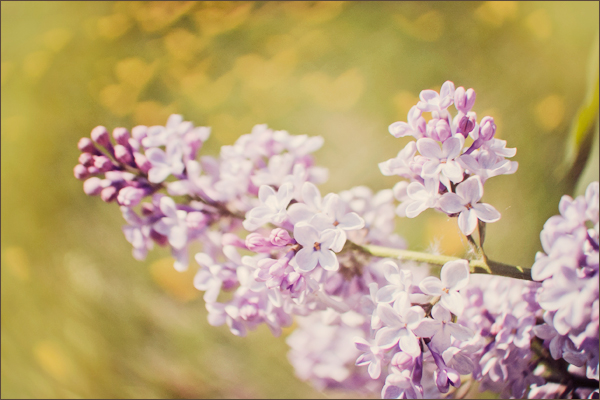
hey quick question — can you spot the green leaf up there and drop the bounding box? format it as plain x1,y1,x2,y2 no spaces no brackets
559,32,599,192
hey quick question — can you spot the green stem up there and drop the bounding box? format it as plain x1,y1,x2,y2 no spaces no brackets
355,243,532,281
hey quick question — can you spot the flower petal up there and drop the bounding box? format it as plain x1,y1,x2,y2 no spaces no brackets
457,209,478,236
417,138,443,159
419,276,443,296
293,223,319,247
472,203,501,223
440,193,466,214
318,250,339,271
441,260,470,291
295,247,319,272
456,176,483,205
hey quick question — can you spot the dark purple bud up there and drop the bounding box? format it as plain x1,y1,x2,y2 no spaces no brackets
100,186,118,202
150,229,168,246
479,116,496,141
112,127,130,146
74,164,90,180
133,152,151,173
141,202,156,216
114,144,132,164
94,155,114,172
91,126,110,146
78,152,94,166
457,113,476,137
131,125,148,142
270,228,292,246
83,177,105,195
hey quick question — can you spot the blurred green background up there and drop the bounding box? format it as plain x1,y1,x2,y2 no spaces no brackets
1,1,598,398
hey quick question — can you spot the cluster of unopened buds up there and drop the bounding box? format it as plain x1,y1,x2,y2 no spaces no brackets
74,81,599,399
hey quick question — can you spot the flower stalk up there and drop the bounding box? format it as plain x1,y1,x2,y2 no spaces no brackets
355,243,532,281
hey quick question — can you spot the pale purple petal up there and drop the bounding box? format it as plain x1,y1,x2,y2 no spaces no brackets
413,319,439,338
293,224,319,247
398,329,420,356
338,212,365,230
419,276,443,296
258,184,276,204
439,193,466,214
295,248,319,272
472,203,501,222
375,327,401,349
447,323,474,341
456,176,483,204
405,201,429,218
458,208,478,235
318,249,339,271
389,121,413,138
417,138,443,159
440,260,470,291
441,291,465,316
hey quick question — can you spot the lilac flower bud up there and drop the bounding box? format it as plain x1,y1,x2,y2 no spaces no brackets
454,87,476,113
112,127,130,146
222,233,246,248
141,202,156,216
427,119,451,142
270,228,292,246
117,186,145,207
87,166,100,175
479,116,496,141
131,125,148,142
133,152,151,173
100,186,118,202
94,155,114,172
457,112,477,137
114,144,132,164
105,171,135,183
239,303,259,321
78,152,94,166
74,164,90,180
128,138,140,152
149,229,168,246
83,177,105,195
246,233,272,252
186,211,208,230
77,137,98,154
90,126,110,147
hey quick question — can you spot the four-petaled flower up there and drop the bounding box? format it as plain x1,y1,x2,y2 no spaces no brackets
439,176,500,236
418,259,470,315
293,224,339,272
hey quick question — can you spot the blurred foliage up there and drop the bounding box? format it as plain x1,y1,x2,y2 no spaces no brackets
1,1,598,398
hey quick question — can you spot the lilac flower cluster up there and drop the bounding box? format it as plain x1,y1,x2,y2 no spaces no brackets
380,81,518,236
73,83,599,399
531,181,599,388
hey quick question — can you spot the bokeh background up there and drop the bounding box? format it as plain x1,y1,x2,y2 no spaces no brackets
2,1,598,398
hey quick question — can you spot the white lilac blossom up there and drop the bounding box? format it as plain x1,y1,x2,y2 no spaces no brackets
74,84,599,399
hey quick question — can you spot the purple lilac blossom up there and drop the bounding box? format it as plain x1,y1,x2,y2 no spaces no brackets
380,81,517,237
